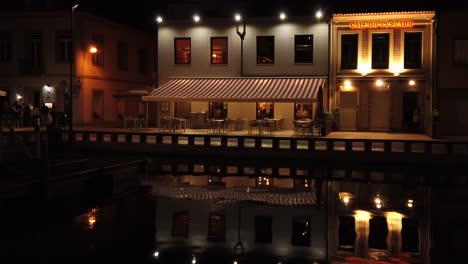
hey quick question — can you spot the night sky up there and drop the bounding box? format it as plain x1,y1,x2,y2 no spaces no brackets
2,0,466,30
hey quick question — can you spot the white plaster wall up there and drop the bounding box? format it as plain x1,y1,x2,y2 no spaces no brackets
158,17,329,85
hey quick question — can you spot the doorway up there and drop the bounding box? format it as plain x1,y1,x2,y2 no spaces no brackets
92,90,104,123
402,92,420,131
369,90,390,131
339,91,357,130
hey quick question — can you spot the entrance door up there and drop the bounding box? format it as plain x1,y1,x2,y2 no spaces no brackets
370,90,390,131
340,92,357,130
402,92,420,131
92,90,104,123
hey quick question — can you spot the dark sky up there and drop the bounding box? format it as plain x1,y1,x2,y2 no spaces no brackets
3,0,466,30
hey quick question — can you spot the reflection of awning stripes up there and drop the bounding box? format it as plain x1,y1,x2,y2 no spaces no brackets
142,77,327,102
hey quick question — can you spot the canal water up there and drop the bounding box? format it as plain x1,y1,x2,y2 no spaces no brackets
0,173,323,264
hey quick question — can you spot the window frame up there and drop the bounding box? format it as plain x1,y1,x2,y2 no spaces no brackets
117,41,128,71
340,33,359,70
403,31,423,69
174,37,191,65
55,31,72,64
210,37,228,65
371,32,390,69
256,36,275,64
138,48,148,74
255,215,273,243
294,34,314,64
91,34,104,67
207,213,226,242
0,31,12,63
291,218,312,246
172,211,189,237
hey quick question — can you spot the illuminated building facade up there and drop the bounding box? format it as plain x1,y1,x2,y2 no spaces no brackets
145,16,329,131
330,12,436,134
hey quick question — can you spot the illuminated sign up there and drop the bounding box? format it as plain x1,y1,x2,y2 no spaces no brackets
350,20,414,29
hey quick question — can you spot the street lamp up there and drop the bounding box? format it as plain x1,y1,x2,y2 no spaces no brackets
69,3,78,140
235,13,246,77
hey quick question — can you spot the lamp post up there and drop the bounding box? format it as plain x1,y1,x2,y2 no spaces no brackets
235,14,246,77
69,4,78,140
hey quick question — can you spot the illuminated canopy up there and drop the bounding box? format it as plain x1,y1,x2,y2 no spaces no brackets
142,77,327,102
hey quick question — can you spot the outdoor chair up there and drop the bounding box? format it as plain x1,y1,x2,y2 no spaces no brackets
248,120,259,134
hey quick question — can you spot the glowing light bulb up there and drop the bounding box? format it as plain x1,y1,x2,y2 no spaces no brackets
343,196,350,205
234,14,242,22
193,15,200,23
279,12,286,20
316,10,323,19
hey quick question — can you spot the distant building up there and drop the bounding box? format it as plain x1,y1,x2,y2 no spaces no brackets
0,10,154,125
330,11,436,135
436,8,468,137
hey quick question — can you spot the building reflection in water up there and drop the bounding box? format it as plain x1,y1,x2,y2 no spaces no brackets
146,161,426,264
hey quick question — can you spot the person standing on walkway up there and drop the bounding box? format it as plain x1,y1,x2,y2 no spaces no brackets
11,100,23,127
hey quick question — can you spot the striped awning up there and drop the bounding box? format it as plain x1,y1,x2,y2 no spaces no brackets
142,77,327,102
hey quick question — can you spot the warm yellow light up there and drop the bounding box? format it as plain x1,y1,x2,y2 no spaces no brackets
279,12,286,20
407,202,413,208
343,196,350,205
212,54,217,58
376,204,382,209
156,16,163,23
305,183,308,187
375,80,384,87
408,199,413,203
358,64,371,76
316,10,323,19
354,210,371,221
393,72,400,76
409,80,416,86
89,46,98,53
374,197,381,204
234,14,242,22
154,251,159,258
193,15,201,23
16,94,23,100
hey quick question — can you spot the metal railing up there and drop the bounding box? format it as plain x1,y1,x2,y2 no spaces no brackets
67,130,468,157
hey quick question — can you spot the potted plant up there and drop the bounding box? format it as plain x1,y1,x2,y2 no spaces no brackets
323,111,336,135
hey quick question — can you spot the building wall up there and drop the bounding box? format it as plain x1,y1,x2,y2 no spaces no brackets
158,17,329,84
74,13,154,124
0,11,154,125
157,17,329,122
436,9,468,137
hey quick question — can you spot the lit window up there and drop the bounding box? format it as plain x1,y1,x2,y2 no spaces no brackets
211,37,228,64
175,38,191,64
91,35,104,66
